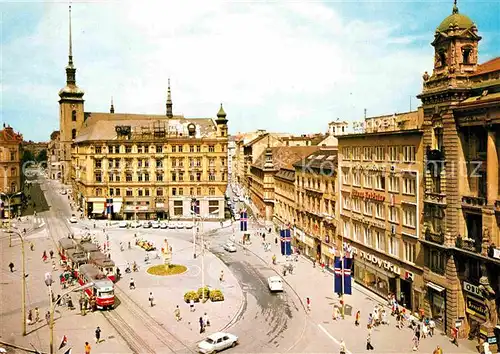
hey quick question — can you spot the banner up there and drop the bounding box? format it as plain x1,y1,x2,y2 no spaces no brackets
105,198,113,215
280,228,292,256
191,199,200,215
240,211,248,232
59,335,68,350
334,256,353,295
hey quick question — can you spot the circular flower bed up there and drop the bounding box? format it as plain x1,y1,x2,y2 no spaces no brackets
147,264,187,276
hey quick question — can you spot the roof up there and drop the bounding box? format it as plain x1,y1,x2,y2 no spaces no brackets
252,146,319,170
471,57,500,76
437,5,475,32
50,131,60,140
293,148,338,171
0,126,23,143
75,112,218,142
275,168,295,182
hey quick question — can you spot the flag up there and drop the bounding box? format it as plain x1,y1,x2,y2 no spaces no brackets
105,198,113,215
63,348,72,354
333,256,353,295
280,230,285,255
240,211,247,231
280,228,292,256
58,335,68,350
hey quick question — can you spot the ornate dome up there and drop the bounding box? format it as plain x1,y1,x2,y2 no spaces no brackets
437,3,475,32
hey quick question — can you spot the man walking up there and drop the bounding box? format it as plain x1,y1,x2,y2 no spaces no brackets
174,305,181,321
95,326,101,343
34,307,40,322
129,277,135,289
366,331,374,350
149,292,154,307
8,262,14,272
199,316,205,334
45,311,51,325
84,342,91,354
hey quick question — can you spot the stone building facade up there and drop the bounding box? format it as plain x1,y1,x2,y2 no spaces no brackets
337,109,425,313
417,1,500,342
0,125,23,217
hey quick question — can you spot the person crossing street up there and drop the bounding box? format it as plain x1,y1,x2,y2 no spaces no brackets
149,292,154,307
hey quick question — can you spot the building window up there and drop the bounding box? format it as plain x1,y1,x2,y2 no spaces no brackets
156,159,163,168
72,110,77,121
10,151,16,161
190,187,194,195
172,188,177,196
115,188,121,196
375,147,385,161
389,206,399,223
375,229,385,251
126,173,132,182
388,174,399,192
71,129,76,139
363,200,372,216
364,227,373,247
138,189,143,197
209,200,219,214
353,223,361,241
402,175,416,195
403,146,416,162
144,188,150,196
388,146,398,162
171,172,176,182
196,173,201,182
95,188,102,196
10,167,16,176
209,187,215,196
196,145,201,152
190,145,195,153
208,145,215,152
125,145,132,153
375,202,384,219
363,171,372,188
342,168,350,185
95,173,102,182
157,188,163,197
109,188,114,196
433,128,443,151
196,187,201,195
95,146,102,154
138,174,143,182
462,48,471,64
404,241,416,264
353,171,361,186
209,173,215,181
343,221,350,239
342,147,351,160
174,200,183,216
363,147,373,161
144,173,149,182
388,236,398,257
156,145,163,153
403,206,416,228
178,188,183,196
126,189,133,197
425,248,445,275
352,198,361,213
374,173,386,190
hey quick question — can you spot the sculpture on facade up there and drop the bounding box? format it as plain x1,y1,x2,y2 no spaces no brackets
479,264,498,327
422,71,430,82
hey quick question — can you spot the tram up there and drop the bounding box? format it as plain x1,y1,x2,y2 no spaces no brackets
89,251,117,282
77,264,115,309
58,238,77,263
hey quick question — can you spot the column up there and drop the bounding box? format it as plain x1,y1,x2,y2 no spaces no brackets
487,129,498,205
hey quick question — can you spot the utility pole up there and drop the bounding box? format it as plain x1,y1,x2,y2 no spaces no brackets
19,229,27,336
2,191,22,247
201,221,205,302
341,232,345,320
192,197,197,259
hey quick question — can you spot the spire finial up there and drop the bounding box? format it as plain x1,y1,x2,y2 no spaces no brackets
166,78,173,118
68,4,73,66
110,96,115,113
452,0,459,14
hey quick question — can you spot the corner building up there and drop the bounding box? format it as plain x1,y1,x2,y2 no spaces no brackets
338,110,425,313
417,2,500,341
58,9,228,220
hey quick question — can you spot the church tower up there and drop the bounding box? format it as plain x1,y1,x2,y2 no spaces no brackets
215,103,228,137
58,5,84,183
166,78,173,118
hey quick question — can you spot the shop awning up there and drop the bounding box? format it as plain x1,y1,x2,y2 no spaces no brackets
426,282,445,292
92,203,105,214
113,201,122,213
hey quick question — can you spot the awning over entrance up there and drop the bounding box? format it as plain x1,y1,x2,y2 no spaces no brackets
92,203,105,214
113,201,122,213
427,282,445,292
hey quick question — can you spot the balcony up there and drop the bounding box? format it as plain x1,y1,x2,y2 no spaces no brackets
424,227,445,244
424,192,447,206
462,196,487,209
455,235,482,253
426,145,445,161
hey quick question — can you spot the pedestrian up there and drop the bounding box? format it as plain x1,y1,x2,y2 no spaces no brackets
275,237,278,245
84,342,91,354
199,316,205,333
413,325,421,351
45,311,50,325
366,331,374,350
451,326,458,346
27,309,33,325
30,242,34,251
149,292,154,307
332,306,340,320
306,297,311,312
203,312,210,327
174,305,181,321
429,318,435,337
42,250,48,262
432,345,443,354
95,326,101,343
367,313,373,329
79,296,84,312
35,307,39,322
339,339,346,354
8,262,14,272
49,250,54,259
129,277,135,289
190,299,195,312
219,270,224,282
355,310,360,326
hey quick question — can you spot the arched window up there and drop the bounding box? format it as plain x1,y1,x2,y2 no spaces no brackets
72,110,77,121
71,129,76,140
462,47,472,64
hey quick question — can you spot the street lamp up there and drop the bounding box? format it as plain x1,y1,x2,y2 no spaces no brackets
46,279,94,354
9,227,27,336
1,191,23,247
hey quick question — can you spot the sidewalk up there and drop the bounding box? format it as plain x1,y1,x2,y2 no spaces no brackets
240,209,477,353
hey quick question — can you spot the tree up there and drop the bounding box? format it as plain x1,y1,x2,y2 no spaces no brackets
21,150,35,164
36,149,47,162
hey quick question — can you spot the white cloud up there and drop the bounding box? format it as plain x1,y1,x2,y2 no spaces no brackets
3,0,434,140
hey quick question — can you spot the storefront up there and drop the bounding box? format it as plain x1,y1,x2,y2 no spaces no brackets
293,227,315,257
426,282,446,329
463,281,486,340
320,242,336,268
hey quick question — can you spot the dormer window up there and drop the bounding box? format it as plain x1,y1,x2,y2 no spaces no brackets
439,51,446,67
462,48,471,64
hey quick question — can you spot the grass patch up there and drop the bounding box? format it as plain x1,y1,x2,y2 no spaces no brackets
147,264,187,276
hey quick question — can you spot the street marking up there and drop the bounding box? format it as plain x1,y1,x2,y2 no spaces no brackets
318,324,352,354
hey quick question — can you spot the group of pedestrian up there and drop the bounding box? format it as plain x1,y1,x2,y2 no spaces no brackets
198,312,210,333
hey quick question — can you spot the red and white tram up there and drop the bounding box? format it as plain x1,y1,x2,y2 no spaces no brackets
58,238,77,263
77,264,115,309
89,251,117,282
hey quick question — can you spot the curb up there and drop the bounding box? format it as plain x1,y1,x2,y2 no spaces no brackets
0,340,47,354
218,283,245,332
236,242,308,313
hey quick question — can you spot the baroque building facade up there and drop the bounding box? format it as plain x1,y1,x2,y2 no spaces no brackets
58,8,228,220
0,125,23,217
417,1,500,342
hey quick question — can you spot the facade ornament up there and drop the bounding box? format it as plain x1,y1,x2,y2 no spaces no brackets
478,264,498,327
423,71,430,81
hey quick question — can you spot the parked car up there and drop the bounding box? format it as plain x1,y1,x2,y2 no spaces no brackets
168,223,177,229
159,222,168,229
185,223,194,229
143,221,152,228
69,215,78,223
131,221,141,228
198,332,238,354
118,221,128,228
176,223,185,229
267,276,284,292
151,221,160,229
223,242,237,253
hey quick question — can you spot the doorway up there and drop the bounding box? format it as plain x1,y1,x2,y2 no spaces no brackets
400,278,413,310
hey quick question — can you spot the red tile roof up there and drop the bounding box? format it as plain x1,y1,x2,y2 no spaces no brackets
472,57,500,76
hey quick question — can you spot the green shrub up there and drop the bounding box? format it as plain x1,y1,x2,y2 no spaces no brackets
197,287,210,299
184,290,200,303
209,289,224,302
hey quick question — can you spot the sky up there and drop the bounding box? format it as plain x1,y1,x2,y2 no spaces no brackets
1,0,499,142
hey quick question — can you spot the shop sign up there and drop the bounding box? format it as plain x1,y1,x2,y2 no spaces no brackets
155,203,165,208
352,190,385,202
351,246,400,275
455,320,462,328
124,205,149,212
488,336,497,344
466,296,487,319
463,281,483,298
293,227,306,243
350,214,385,230
493,248,500,260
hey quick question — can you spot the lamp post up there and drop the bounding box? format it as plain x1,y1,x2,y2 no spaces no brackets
1,191,22,247
46,281,94,354
9,227,27,336
191,197,197,259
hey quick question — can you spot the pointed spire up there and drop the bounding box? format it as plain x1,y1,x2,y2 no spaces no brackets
452,0,459,14
65,4,77,86
110,96,115,113
166,78,173,118
217,103,227,119
264,135,274,170
68,4,73,66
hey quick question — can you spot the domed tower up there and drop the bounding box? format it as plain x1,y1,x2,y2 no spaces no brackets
215,103,228,137
430,0,481,79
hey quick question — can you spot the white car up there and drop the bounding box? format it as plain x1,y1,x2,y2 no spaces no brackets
159,222,168,229
184,223,194,229
198,332,238,354
118,221,128,228
151,221,160,229
168,223,177,229
131,221,141,228
176,223,185,229
223,242,237,253
69,215,78,223
267,276,284,292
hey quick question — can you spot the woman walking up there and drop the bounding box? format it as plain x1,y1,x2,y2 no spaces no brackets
366,331,374,350
355,310,360,326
